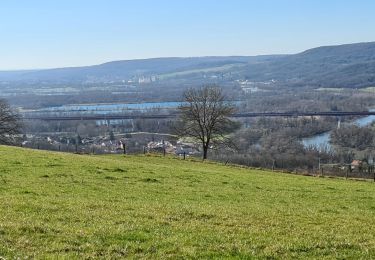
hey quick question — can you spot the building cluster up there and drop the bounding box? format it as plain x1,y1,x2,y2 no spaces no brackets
147,140,199,155
22,134,200,156
138,75,158,84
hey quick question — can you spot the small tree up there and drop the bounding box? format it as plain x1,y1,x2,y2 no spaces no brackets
176,86,238,160
0,100,21,144
76,134,82,145
109,130,115,141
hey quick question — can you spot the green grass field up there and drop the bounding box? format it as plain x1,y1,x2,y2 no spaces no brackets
0,146,375,259
315,87,346,92
158,63,244,80
361,87,375,93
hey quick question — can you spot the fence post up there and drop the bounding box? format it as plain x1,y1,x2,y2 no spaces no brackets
123,143,126,155
183,152,186,160
59,145,61,152
346,165,349,180
143,146,146,154
75,144,78,153
162,140,166,157
37,144,40,150
318,157,321,171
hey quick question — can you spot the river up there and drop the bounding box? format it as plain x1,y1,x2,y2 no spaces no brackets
36,101,183,114
302,110,375,150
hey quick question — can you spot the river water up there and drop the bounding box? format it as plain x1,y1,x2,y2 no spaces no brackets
37,101,183,114
302,110,375,150
31,100,243,116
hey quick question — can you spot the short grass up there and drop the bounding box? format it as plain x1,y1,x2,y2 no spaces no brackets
158,63,244,80
361,87,375,93
315,87,347,92
0,146,375,259
317,86,375,94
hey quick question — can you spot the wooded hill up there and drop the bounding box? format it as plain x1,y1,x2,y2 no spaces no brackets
1,42,374,88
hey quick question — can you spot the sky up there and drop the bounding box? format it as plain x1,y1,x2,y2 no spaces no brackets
0,0,374,70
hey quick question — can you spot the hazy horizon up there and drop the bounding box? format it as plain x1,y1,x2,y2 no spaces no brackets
1,0,375,70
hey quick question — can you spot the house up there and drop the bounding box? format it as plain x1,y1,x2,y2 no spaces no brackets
147,141,175,153
175,141,199,155
351,160,363,170
351,159,373,173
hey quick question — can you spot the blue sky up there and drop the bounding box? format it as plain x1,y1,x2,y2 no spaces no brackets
1,0,374,70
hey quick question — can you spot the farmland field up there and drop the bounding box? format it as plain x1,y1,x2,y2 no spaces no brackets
0,146,374,258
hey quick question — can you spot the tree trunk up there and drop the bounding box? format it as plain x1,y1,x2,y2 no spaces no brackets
203,145,208,160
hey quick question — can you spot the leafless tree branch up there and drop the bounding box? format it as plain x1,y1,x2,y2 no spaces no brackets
174,86,239,160
0,99,21,145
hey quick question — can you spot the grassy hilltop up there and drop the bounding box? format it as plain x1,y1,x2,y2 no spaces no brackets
0,146,375,258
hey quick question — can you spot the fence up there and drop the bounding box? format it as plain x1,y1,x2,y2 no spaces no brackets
19,142,190,160
17,142,375,181
320,163,375,181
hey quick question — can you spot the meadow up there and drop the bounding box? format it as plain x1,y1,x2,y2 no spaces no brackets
0,145,374,258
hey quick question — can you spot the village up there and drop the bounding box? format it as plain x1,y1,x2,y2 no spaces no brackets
20,132,200,157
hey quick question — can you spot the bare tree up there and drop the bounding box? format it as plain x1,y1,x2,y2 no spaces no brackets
0,100,21,144
176,86,238,160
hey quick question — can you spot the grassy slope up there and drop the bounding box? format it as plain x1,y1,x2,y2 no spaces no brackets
0,146,374,259
158,64,245,80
